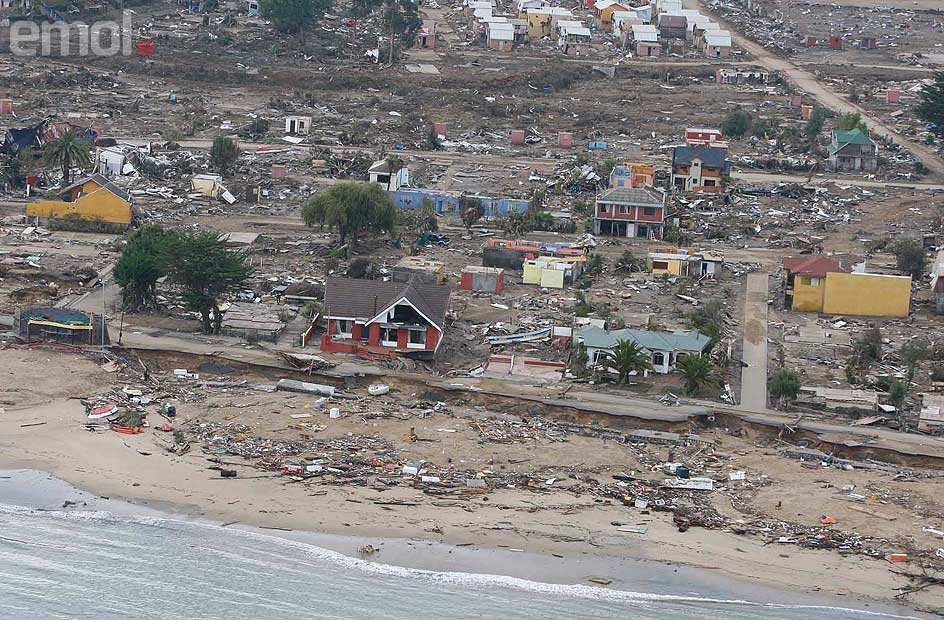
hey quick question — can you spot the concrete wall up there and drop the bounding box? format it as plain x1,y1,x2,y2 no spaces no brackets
822,272,912,317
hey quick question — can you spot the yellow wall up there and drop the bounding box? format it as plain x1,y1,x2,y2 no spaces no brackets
527,13,552,38
791,276,826,312
523,262,543,284
540,269,565,289
600,4,627,25
822,272,911,317
27,185,131,226
650,259,683,276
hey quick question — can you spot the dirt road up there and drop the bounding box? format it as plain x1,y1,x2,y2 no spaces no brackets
690,0,944,181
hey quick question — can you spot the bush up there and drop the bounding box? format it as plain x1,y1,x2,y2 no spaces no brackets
853,327,882,365
890,238,926,279
688,300,723,345
769,369,801,403
48,213,126,234
722,110,752,139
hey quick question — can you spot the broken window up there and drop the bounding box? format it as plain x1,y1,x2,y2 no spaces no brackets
408,329,427,347
335,320,352,337
381,327,398,346
653,351,665,366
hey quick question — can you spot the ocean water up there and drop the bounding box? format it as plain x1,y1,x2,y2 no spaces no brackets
0,472,926,620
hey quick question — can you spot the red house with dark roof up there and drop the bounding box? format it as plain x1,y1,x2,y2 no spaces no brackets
321,277,451,359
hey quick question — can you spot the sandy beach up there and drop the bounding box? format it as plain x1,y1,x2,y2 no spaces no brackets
1,346,942,616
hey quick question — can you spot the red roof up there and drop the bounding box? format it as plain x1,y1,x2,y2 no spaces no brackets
783,255,848,278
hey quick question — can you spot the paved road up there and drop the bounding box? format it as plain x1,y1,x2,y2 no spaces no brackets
690,0,944,181
740,273,770,411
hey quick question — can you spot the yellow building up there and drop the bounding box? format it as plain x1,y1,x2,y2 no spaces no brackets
822,272,912,318
596,0,630,27
784,256,911,317
526,7,571,39
790,275,827,312
27,173,132,227
523,256,584,289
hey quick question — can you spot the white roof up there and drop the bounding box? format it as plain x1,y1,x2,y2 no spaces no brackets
560,22,591,37
515,0,544,10
482,15,509,23
705,30,731,46
632,23,659,42
488,22,515,39
530,6,572,15
473,7,493,18
594,0,624,10
466,0,493,6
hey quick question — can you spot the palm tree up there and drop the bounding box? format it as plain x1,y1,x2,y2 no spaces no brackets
677,354,719,397
605,340,653,384
44,130,91,185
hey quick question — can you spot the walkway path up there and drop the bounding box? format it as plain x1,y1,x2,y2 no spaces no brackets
740,273,770,411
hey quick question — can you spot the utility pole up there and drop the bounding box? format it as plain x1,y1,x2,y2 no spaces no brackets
100,278,107,350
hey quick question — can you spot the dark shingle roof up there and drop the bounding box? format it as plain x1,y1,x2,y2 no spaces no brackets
324,277,451,328
597,186,665,206
62,173,131,204
672,145,728,169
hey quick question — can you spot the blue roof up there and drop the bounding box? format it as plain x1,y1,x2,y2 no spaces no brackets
672,145,729,170
576,325,711,352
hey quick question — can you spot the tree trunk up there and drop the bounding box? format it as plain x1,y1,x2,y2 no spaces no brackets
62,162,70,184
200,308,212,334
211,302,223,334
388,31,395,66
351,20,357,60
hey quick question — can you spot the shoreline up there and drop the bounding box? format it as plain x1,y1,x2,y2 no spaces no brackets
0,468,930,619
0,346,940,618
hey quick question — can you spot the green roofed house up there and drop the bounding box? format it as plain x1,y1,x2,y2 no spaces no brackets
14,306,108,346
828,129,878,172
575,325,711,374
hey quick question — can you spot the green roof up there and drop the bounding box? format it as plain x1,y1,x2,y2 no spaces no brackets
22,307,92,326
576,325,711,353
832,128,874,147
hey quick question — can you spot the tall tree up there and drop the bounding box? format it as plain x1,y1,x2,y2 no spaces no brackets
210,136,240,176
917,71,944,138
350,0,381,57
604,340,653,384
259,0,333,37
114,225,176,310
806,106,827,140
381,0,421,65
165,231,253,334
836,112,867,133
44,130,91,185
302,181,397,247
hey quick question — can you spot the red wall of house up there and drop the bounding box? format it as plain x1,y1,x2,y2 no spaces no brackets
368,324,381,346
426,327,440,351
597,204,663,222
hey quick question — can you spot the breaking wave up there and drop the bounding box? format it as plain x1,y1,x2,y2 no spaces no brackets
0,502,920,619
